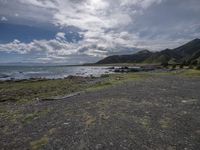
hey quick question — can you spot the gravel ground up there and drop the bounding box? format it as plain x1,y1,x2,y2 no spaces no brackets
0,75,200,150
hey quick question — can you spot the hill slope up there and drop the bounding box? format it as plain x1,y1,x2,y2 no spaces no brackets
97,39,200,64
97,50,152,64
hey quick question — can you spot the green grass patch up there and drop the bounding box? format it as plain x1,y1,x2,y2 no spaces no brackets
0,106,51,125
179,69,200,77
30,136,49,150
159,117,172,129
0,108,22,123
0,79,89,102
87,73,148,91
150,69,200,77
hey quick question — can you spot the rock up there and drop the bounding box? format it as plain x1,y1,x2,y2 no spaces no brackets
121,66,129,69
109,142,114,146
63,122,70,125
108,67,115,69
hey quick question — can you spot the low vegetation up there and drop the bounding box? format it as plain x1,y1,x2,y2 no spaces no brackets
179,69,200,77
0,73,148,103
30,136,49,150
0,68,199,103
0,78,89,103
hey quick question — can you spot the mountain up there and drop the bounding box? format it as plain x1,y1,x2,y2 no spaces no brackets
97,50,152,64
96,39,200,65
174,39,200,56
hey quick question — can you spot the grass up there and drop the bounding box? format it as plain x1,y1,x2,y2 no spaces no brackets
159,117,171,129
87,73,148,91
22,109,51,124
0,106,51,126
0,108,22,123
0,78,89,102
30,136,49,150
2,69,198,103
179,69,200,77
87,81,112,91
0,73,148,103
138,116,151,129
150,69,200,77
92,63,160,67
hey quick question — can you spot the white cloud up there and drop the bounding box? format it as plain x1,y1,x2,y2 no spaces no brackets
55,32,66,41
0,31,142,63
19,0,57,9
15,0,163,42
50,0,163,30
1,16,7,21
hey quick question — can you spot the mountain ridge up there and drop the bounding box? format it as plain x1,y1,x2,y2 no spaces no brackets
97,39,200,65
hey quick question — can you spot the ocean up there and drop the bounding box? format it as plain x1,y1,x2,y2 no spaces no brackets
0,66,112,81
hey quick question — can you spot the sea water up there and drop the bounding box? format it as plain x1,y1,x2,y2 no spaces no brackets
0,66,112,81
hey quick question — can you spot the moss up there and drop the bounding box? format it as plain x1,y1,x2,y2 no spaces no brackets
30,136,49,150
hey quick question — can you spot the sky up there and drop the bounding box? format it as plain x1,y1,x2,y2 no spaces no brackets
0,0,200,64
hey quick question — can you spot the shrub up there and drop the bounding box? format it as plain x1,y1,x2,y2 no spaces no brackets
180,64,184,69
161,62,169,68
190,60,198,66
172,64,177,69
101,74,109,78
189,65,194,69
196,65,200,70
186,60,191,66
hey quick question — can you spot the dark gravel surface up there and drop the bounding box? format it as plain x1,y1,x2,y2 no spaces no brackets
0,75,200,150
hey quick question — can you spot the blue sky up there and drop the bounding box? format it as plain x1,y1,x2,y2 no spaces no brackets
0,0,200,64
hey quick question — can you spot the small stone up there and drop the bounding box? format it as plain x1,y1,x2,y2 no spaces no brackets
123,140,127,143
95,144,103,149
63,122,70,125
